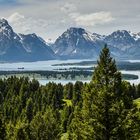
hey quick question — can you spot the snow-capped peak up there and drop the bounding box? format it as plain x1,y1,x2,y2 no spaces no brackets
46,38,54,46
0,18,8,25
0,18,15,39
92,33,106,40
129,32,140,41
0,18,13,31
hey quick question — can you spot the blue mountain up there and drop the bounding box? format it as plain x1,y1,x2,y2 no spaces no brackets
0,18,55,62
53,28,140,59
52,27,105,59
0,18,140,61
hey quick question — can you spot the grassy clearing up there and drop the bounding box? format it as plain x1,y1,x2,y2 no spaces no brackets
62,99,72,107
134,98,140,109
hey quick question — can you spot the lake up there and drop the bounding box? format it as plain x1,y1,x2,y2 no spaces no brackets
0,59,140,85
0,59,93,71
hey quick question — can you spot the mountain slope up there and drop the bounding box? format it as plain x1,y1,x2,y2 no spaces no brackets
52,27,105,59
53,28,140,60
19,33,55,61
0,18,55,62
0,19,27,61
104,30,140,59
104,30,135,51
0,18,140,61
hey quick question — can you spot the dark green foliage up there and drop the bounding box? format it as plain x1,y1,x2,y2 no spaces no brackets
73,81,83,105
0,117,6,140
30,108,60,140
137,83,140,98
26,98,33,123
0,46,139,139
68,45,140,140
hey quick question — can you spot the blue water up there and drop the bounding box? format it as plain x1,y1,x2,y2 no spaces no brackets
0,59,140,85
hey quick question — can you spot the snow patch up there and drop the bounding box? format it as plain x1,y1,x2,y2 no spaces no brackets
72,49,77,54
128,31,140,41
55,49,59,54
134,34,140,41
14,36,17,39
76,39,79,46
83,31,103,42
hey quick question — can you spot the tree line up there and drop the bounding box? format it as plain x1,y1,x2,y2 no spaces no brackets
0,46,140,140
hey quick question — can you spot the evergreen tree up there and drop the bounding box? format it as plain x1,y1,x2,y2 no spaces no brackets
91,45,122,139
64,83,73,99
137,83,140,98
0,48,140,140
13,120,29,140
0,118,6,140
26,98,34,123
73,81,83,105
30,107,60,140
69,45,140,140
61,103,73,133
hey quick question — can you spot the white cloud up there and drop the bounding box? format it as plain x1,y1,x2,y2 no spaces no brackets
8,12,24,22
69,12,80,19
60,3,114,28
0,0,139,40
6,11,114,41
60,3,77,13
7,12,49,37
70,11,114,27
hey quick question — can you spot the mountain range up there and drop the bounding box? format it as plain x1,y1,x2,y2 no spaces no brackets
0,18,140,62
0,18,55,62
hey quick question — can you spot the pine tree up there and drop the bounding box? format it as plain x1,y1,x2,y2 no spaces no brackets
73,81,83,105
91,45,122,139
13,120,29,140
0,118,6,140
25,98,33,123
137,83,140,98
69,45,140,140
30,107,60,140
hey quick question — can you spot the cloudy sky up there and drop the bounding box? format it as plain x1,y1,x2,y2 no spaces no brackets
0,0,140,41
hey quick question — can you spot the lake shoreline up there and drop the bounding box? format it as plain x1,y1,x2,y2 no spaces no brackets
0,59,140,85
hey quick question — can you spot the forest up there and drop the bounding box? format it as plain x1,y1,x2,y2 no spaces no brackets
0,46,140,140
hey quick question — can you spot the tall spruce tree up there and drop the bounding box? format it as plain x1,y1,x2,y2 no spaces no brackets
25,98,34,123
91,45,122,139
68,45,140,140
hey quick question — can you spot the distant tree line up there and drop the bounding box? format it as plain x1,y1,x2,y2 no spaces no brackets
0,70,138,80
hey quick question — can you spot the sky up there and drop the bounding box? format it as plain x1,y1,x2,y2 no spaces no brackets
0,0,140,41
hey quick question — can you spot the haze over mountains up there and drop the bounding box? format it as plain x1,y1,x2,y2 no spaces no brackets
0,18,140,62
